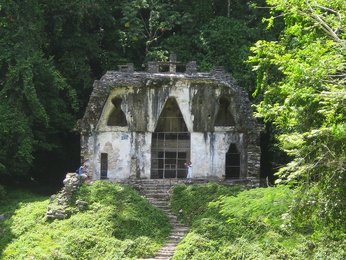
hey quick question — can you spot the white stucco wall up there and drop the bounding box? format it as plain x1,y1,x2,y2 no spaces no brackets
81,77,255,180
190,132,244,178
89,131,152,180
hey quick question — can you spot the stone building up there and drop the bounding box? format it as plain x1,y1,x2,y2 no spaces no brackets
77,56,261,182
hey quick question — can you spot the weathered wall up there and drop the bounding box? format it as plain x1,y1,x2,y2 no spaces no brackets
190,132,246,178
78,69,261,181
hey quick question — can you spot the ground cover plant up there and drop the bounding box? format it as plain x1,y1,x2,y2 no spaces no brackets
171,184,346,260
0,181,170,259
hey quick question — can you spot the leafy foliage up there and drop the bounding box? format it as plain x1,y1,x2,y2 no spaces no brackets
119,0,182,58
170,182,244,225
0,1,77,179
0,182,170,259
0,0,272,183
249,0,346,228
171,184,346,259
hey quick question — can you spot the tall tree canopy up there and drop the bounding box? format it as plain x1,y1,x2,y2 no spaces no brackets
249,0,346,226
0,0,269,184
0,1,77,179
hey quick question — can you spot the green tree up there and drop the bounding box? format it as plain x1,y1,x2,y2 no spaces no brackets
0,0,76,179
249,0,346,227
119,0,182,60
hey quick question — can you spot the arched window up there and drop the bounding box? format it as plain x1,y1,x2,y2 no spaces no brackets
107,97,127,126
215,97,235,126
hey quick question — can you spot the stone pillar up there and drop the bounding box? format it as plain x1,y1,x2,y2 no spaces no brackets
118,63,134,73
148,61,159,73
186,61,197,74
247,145,261,178
169,53,177,73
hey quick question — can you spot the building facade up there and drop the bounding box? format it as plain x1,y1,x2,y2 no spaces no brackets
78,58,261,182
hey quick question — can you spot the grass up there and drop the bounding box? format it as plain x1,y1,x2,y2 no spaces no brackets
1,181,344,259
0,181,170,259
170,183,346,260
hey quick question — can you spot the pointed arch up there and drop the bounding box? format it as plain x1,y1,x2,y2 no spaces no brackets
107,97,127,126
225,143,240,178
215,97,235,126
155,97,188,132
151,97,190,179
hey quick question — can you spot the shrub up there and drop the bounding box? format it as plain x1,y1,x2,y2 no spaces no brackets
172,184,346,259
1,182,170,259
170,182,244,225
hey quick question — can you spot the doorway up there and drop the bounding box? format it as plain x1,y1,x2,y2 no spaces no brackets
225,143,240,178
151,98,190,179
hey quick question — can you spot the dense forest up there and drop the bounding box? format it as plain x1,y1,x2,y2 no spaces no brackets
0,0,345,257
1,0,344,195
0,0,272,185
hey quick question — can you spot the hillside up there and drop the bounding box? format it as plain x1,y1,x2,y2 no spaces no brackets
170,183,346,259
1,182,345,259
0,182,170,259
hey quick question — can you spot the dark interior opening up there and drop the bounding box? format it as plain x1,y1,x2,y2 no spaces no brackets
225,143,240,178
107,97,127,126
151,98,190,179
215,97,235,126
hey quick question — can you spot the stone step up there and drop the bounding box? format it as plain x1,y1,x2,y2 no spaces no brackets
156,252,175,257
142,189,170,192
135,181,189,260
145,196,169,200
157,248,175,252
146,198,169,203
144,193,169,200
172,228,188,232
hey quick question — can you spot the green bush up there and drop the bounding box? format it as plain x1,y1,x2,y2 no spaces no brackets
170,182,244,225
0,182,170,259
171,184,346,260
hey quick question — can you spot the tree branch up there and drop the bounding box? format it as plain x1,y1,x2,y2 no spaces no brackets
305,0,346,50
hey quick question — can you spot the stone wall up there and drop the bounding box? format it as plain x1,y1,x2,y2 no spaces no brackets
46,173,88,220
77,59,261,181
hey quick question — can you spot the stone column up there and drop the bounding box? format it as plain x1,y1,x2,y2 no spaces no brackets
148,62,159,73
169,53,177,73
247,145,261,178
186,61,197,74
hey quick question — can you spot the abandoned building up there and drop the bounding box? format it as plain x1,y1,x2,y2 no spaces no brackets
77,55,261,182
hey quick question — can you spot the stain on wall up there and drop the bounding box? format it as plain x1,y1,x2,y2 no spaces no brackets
78,62,261,181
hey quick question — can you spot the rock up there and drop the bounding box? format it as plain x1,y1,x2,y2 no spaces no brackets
46,172,84,220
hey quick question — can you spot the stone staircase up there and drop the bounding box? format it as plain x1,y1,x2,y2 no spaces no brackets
133,179,189,260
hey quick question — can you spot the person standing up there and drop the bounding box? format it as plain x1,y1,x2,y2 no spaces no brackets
185,161,192,182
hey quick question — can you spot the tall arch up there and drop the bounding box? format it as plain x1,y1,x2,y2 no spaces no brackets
107,97,127,126
215,97,235,126
151,98,190,179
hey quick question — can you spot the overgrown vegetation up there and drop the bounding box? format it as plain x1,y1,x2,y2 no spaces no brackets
171,184,346,259
0,0,345,257
0,181,170,259
0,0,269,184
170,182,245,225
249,0,346,231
